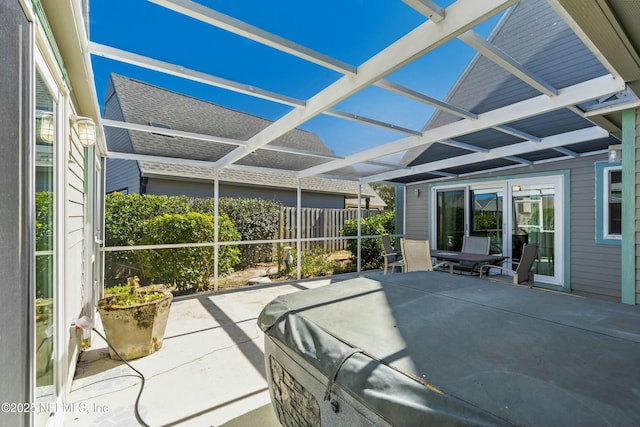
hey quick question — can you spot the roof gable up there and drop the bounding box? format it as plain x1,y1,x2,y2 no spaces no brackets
404,0,614,170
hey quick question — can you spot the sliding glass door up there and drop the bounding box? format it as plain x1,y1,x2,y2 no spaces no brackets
432,175,563,285
470,188,503,255
511,183,556,277
435,189,465,251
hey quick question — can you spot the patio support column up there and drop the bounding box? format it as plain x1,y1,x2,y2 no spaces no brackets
213,173,219,292
296,179,302,280
357,184,362,273
622,109,637,304
402,185,407,237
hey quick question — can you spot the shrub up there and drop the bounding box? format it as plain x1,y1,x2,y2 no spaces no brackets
139,212,240,293
104,193,190,280
300,246,336,278
191,197,281,267
280,245,338,278
341,210,396,269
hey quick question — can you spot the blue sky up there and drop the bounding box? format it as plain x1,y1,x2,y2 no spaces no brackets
89,0,503,157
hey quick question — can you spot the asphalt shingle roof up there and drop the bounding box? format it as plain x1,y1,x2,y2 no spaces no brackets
105,74,384,203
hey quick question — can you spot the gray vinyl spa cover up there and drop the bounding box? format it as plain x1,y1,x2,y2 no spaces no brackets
258,273,640,427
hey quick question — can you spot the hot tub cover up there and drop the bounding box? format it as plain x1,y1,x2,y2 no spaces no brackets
258,273,640,426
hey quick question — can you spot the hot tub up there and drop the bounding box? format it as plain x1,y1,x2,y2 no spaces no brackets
258,272,640,426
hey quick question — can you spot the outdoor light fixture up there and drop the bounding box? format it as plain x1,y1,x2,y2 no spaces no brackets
39,112,55,144
608,144,622,163
73,116,97,147
512,185,522,191
414,188,421,197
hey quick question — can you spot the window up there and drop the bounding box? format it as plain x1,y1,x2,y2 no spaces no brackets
604,168,622,237
596,162,622,244
149,121,174,137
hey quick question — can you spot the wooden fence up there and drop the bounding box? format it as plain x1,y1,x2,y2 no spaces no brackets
279,207,382,252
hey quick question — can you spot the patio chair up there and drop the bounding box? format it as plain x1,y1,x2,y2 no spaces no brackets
480,243,539,286
462,235,491,255
400,239,448,272
450,235,491,274
382,235,404,274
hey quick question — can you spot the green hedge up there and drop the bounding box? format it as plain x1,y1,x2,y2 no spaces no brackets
341,210,395,270
190,197,281,267
104,193,281,292
140,212,240,293
104,193,191,281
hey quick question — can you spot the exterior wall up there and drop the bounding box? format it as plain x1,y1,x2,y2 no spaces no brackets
105,158,140,194
405,183,429,240
64,121,90,395
635,109,640,304
0,3,32,425
405,155,622,301
395,186,406,235
103,80,140,194
145,177,346,208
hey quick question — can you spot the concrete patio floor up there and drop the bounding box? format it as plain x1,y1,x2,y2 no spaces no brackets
64,274,359,427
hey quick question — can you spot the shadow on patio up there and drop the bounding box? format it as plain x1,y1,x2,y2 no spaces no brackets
64,274,359,427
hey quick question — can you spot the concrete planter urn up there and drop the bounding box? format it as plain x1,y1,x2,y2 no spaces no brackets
97,277,172,361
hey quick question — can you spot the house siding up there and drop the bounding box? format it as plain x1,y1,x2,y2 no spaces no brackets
146,177,346,208
406,155,622,301
103,83,140,194
64,115,89,395
405,183,430,240
636,109,640,304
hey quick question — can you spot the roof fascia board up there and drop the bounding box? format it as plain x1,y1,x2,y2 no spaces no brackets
148,0,357,75
299,74,625,177
458,30,559,96
363,126,608,182
214,0,518,170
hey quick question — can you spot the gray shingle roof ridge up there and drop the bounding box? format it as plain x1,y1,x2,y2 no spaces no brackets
109,72,331,150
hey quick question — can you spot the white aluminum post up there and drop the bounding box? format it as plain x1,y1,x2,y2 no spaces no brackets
357,184,362,273
297,179,302,280
213,173,219,292
403,185,407,237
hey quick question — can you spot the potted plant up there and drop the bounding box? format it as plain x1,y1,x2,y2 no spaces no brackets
97,276,172,360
